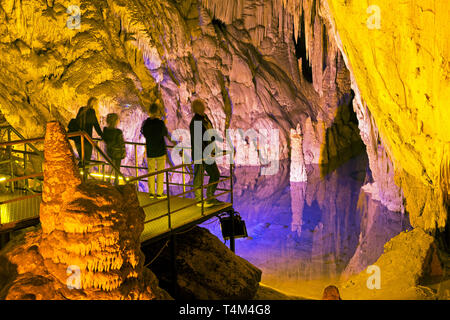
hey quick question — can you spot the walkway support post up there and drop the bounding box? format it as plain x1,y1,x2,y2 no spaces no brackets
166,171,171,230
170,233,177,297
230,210,235,253
181,148,186,194
81,135,86,181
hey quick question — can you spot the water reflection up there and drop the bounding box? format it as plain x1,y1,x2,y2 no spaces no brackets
200,154,411,299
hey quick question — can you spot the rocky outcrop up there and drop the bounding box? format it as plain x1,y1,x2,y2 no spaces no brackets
342,189,411,278
341,228,444,300
253,284,305,300
0,122,171,300
289,125,307,182
354,100,403,212
322,0,450,233
141,226,262,300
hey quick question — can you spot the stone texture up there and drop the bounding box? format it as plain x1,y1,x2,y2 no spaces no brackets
341,228,444,300
322,0,450,232
0,0,365,177
342,188,411,279
289,124,307,182
0,121,171,300
142,226,262,300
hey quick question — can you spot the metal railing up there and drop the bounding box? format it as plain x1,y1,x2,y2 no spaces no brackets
91,138,191,192
0,125,44,194
0,128,235,238
126,155,234,233
89,137,234,233
0,130,127,230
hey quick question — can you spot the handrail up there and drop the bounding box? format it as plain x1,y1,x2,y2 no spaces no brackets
67,131,127,182
126,162,189,184
0,127,235,241
124,143,235,235
0,137,45,147
0,130,129,228
0,125,44,159
0,131,127,182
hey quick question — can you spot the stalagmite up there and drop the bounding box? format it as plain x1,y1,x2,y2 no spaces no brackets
0,122,171,300
290,124,307,182
290,180,306,236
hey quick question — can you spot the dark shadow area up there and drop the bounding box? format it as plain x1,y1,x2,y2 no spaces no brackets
293,18,313,83
320,90,366,177
141,241,177,298
0,251,19,299
211,18,226,32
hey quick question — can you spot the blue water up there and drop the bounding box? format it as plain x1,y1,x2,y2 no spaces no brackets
199,155,412,298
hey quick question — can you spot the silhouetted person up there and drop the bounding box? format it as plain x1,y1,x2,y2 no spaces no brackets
103,113,125,185
189,99,220,208
74,97,103,166
322,285,342,300
141,103,172,199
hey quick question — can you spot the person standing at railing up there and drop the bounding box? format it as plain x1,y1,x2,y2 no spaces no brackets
72,97,103,167
103,113,126,185
141,103,173,199
189,99,221,208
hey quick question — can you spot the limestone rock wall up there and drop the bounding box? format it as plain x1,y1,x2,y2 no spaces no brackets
322,0,450,231
199,0,363,165
0,0,364,171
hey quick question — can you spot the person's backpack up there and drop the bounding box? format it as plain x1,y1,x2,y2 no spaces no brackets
68,118,79,133
67,118,81,143
105,129,126,160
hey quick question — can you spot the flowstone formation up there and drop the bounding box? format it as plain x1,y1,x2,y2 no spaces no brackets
322,0,450,233
0,0,363,170
0,121,170,300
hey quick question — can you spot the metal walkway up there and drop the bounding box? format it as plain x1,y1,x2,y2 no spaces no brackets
0,126,235,249
138,193,232,243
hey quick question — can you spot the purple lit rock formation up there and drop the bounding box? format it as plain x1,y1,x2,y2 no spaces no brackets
290,124,307,182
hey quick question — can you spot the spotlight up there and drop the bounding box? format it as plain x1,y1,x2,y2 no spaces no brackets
219,211,248,240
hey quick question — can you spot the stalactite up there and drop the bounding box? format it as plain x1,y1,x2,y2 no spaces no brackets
200,0,320,51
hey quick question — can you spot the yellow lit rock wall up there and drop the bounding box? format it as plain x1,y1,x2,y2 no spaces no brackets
323,0,450,231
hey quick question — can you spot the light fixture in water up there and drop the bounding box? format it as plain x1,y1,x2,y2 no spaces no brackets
219,211,248,240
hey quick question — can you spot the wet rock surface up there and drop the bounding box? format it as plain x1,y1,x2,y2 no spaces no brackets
341,228,444,300
142,226,262,300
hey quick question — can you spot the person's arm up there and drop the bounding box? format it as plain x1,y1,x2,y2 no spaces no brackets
140,119,146,137
204,117,225,155
118,130,126,159
90,109,103,138
162,121,175,146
